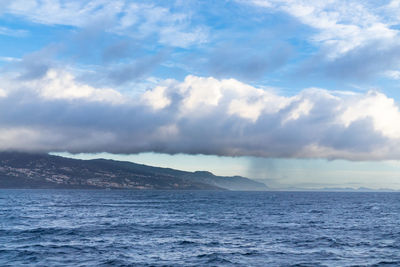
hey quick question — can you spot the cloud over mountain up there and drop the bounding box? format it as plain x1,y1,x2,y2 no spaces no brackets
1,68,400,160
1,0,400,165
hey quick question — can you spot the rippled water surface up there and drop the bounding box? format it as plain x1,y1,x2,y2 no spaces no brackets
1,190,400,266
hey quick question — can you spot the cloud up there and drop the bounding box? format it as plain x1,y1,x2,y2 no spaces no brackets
0,88,6,98
207,42,292,81
299,40,400,81
340,91,400,139
0,57,21,63
0,26,28,37
116,3,208,47
107,51,168,85
1,70,400,160
4,0,399,84
6,0,123,27
384,70,400,80
102,40,137,63
242,0,400,80
4,0,208,48
243,0,397,57
13,46,59,80
29,69,125,103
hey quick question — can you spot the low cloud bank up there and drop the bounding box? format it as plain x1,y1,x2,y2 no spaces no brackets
1,69,400,160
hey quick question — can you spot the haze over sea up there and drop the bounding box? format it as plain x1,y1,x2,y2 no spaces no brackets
1,190,399,266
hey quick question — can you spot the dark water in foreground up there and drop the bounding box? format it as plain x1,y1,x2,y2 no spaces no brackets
1,190,400,266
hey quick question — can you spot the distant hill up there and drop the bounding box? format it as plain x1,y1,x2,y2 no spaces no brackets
0,152,267,191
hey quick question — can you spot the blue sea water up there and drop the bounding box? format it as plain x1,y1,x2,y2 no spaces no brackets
1,190,400,266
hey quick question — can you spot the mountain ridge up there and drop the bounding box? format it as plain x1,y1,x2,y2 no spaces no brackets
0,152,267,191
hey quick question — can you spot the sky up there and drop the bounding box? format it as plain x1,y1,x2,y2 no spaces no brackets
2,0,400,189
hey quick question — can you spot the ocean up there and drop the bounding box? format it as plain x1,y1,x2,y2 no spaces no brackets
1,190,399,266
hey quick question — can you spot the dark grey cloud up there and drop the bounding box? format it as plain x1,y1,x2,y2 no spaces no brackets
298,41,400,82
102,41,139,63
207,42,292,81
108,51,168,85
13,46,60,80
67,16,119,63
324,43,400,81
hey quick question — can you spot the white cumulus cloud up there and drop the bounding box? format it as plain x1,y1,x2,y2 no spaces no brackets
24,69,125,104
